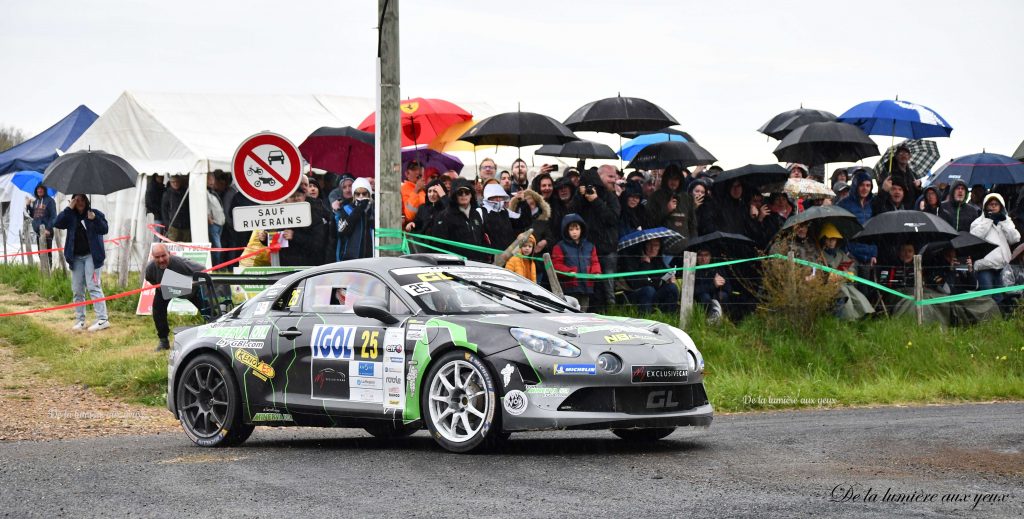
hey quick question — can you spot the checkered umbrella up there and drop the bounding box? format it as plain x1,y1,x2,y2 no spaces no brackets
617,227,685,252
874,139,940,181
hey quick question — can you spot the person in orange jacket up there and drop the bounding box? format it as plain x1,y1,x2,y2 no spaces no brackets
505,234,537,282
400,160,426,223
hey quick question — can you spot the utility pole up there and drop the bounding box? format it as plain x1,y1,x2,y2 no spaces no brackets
375,0,402,257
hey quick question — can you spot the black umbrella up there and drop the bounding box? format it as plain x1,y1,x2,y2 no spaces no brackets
458,111,578,147
758,107,837,140
625,141,717,170
773,122,880,165
715,164,790,191
780,205,862,239
618,127,698,143
563,95,678,134
42,149,138,195
535,140,619,160
851,210,958,246
682,232,757,256
919,231,998,259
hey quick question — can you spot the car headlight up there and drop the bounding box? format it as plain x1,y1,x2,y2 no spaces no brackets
511,328,581,358
664,326,704,373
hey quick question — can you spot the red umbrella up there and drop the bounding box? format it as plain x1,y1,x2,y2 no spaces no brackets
358,98,472,147
298,126,374,177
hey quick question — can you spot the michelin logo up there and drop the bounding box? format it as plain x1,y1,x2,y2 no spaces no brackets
553,363,597,375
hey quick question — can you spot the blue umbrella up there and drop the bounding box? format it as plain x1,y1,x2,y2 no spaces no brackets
11,171,55,197
838,99,953,139
930,153,1024,186
618,132,689,161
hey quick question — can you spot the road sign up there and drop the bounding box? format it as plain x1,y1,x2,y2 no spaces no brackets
232,132,303,204
232,202,311,232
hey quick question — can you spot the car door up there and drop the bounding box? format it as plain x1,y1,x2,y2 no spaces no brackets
280,270,412,419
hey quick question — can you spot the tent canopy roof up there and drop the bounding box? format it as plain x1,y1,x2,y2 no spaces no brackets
0,105,98,176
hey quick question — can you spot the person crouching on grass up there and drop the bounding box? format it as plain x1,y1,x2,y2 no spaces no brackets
53,194,110,332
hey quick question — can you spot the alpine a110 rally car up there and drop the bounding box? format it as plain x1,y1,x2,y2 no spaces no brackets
167,254,712,452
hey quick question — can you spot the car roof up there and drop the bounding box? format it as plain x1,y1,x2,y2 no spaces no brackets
273,255,493,286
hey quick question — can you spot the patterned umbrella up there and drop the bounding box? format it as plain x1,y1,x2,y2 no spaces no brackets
783,178,835,200
873,139,940,182
617,227,684,252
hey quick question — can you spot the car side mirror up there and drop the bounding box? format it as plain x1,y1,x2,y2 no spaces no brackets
564,295,581,311
353,297,399,325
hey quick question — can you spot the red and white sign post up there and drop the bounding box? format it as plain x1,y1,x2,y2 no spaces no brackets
231,132,308,265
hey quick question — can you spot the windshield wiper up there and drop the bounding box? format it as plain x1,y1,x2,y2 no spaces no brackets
442,272,549,313
479,281,579,313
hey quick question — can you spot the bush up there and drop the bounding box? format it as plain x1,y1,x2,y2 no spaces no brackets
756,256,841,336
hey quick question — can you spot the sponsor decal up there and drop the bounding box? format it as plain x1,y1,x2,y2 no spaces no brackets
312,365,349,400
200,324,271,340
251,412,294,422
351,377,383,389
400,282,439,296
525,386,571,396
553,363,597,375
253,301,271,316
503,389,528,416
385,342,403,354
351,361,381,379
603,333,656,343
500,364,514,387
544,315,609,325
384,375,402,385
631,365,688,384
406,323,426,342
385,356,404,365
234,349,275,381
645,389,681,409
351,388,384,403
215,338,264,349
311,324,357,360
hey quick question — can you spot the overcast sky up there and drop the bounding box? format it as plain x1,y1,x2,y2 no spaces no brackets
2,0,1021,170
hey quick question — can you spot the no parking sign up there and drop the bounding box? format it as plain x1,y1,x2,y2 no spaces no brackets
232,132,303,204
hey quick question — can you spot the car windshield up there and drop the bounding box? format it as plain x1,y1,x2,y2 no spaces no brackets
389,266,567,315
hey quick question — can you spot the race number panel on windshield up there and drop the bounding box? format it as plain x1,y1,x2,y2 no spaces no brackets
232,132,303,204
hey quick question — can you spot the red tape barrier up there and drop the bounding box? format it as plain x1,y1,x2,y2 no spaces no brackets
0,235,131,260
147,224,247,252
0,237,282,318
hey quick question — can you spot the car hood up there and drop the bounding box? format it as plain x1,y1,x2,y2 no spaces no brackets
457,313,675,347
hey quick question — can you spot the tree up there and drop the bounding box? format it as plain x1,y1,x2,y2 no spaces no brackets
0,125,26,153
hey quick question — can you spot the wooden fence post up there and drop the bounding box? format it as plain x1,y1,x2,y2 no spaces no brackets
913,254,923,325
21,221,34,267
542,253,564,300
678,251,696,329
36,232,50,275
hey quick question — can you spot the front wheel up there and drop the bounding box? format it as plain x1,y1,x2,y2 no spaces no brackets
611,427,676,442
421,350,502,453
176,353,253,447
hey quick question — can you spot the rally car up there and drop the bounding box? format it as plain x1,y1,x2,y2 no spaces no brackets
167,254,712,452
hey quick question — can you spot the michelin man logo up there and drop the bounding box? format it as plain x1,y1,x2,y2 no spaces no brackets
500,363,514,388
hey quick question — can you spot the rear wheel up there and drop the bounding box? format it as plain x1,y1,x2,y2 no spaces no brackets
176,353,253,447
421,350,501,453
611,427,676,442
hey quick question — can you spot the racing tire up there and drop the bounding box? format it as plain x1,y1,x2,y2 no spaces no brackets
421,350,503,453
363,422,417,439
611,427,676,442
176,353,254,447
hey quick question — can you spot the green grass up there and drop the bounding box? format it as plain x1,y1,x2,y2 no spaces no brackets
1,263,1022,411
614,305,1024,412
0,263,142,314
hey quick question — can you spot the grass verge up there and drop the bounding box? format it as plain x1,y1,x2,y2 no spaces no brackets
1,264,1022,411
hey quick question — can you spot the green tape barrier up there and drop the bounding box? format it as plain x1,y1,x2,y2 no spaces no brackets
375,228,1023,306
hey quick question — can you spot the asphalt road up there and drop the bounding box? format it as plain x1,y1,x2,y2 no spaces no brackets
1,403,1021,518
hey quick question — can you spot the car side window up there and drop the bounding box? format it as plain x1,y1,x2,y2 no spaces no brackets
389,290,412,315
301,271,389,314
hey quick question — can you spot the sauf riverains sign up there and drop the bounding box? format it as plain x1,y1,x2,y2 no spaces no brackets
230,131,311,232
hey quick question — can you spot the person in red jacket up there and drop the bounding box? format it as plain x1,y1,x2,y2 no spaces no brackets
550,214,601,311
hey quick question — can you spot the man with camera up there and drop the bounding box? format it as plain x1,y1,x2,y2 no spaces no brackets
572,165,621,310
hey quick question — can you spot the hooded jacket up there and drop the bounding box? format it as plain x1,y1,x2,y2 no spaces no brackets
645,166,696,240
970,193,1021,271
430,178,489,262
940,180,979,232
838,170,878,263
54,202,108,268
548,176,576,244
688,178,716,237
509,188,553,251
618,181,648,236
410,179,448,237
336,178,374,262
569,169,620,254
550,214,601,294
481,183,532,252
